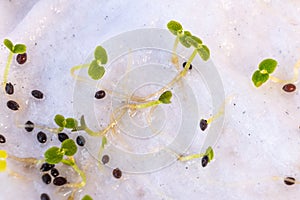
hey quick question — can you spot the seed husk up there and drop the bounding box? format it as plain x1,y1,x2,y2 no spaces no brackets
25,121,34,132
7,100,20,111
95,90,106,99
76,135,86,146
199,119,208,131
37,131,47,143
16,53,27,64
42,173,52,184
182,61,192,70
58,133,69,142
53,177,67,186
40,163,55,172
40,193,50,200
50,168,59,177
112,168,122,179
282,83,296,93
31,90,44,99
284,177,296,185
201,155,209,167
5,82,14,95
102,155,110,164
0,134,6,143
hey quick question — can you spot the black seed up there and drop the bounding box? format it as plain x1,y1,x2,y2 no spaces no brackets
31,90,44,99
53,177,67,186
40,163,55,172
37,131,47,143
50,168,59,177
42,173,52,184
282,83,296,93
284,177,296,185
58,133,69,142
24,121,34,132
102,155,110,164
0,134,6,143
40,193,50,200
5,82,14,95
199,119,208,131
112,168,122,179
182,62,192,70
201,155,209,167
95,90,106,99
16,53,27,64
7,100,20,111
76,135,86,146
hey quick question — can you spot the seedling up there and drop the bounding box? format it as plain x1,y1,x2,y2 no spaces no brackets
82,195,93,200
178,146,214,167
54,114,78,132
2,39,27,88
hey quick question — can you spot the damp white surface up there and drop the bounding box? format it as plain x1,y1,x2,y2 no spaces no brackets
0,1,300,200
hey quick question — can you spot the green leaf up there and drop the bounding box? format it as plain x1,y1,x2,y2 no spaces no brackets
44,147,64,164
167,20,183,35
186,36,199,48
13,44,26,54
101,136,107,149
0,160,7,172
61,139,77,156
79,115,87,130
179,35,191,48
204,146,214,162
3,39,13,52
197,45,210,61
258,58,277,74
82,195,93,200
54,114,66,128
88,60,105,80
65,118,78,129
94,46,108,64
252,70,269,87
159,91,172,104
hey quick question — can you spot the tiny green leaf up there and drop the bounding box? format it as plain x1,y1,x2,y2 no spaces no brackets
101,136,107,149
3,39,13,52
94,46,108,64
204,146,214,162
179,34,192,48
44,147,64,164
159,90,172,104
186,36,200,48
54,114,66,128
61,139,77,156
252,70,269,87
197,45,210,61
65,118,78,129
79,115,87,130
13,44,26,54
82,195,93,200
88,60,105,80
258,58,277,74
167,20,183,35
0,160,7,172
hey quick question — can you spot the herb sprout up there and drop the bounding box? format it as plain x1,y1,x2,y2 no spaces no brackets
252,58,277,87
2,39,27,87
178,146,215,164
54,114,78,131
44,139,77,164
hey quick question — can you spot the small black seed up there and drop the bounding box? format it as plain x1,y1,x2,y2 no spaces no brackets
42,173,52,184
95,90,106,99
282,83,296,93
0,134,6,143
16,53,27,64
112,168,122,179
102,155,110,164
182,62,192,70
199,119,208,131
50,168,59,177
31,90,44,99
58,133,69,142
201,155,209,167
53,177,67,186
5,82,14,95
76,135,86,146
40,163,55,172
7,100,20,111
37,131,47,143
284,177,296,185
40,193,50,200
24,121,34,132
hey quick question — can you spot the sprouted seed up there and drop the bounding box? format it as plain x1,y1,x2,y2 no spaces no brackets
42,173,52,184
284,177,296,185
16,53,27,64
199,119,208,131
5,82,14,95
6,100,20,111
201,155,209,167
182,62,192,70
282,83,296,93
24,121,34,132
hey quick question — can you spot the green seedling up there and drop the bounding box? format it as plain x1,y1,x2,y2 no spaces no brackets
129,90,172,109
178,146,214,163
82,195,93,200
2,39,27,87
54,114,78,132
252,58,277,87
